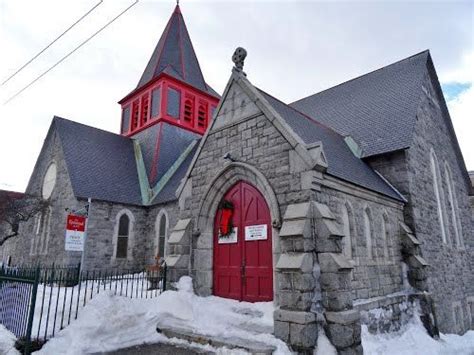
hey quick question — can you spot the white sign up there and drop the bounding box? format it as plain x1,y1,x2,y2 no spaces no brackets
65,214,86,251
65,230,85,251
218,227,238,244
245,224,268,241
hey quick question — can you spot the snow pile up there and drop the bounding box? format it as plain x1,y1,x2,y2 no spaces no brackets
31,272,159,339
36,276,290,354
3,276,474,355
314,329,337,355
0,325,20,355
362,313,474,355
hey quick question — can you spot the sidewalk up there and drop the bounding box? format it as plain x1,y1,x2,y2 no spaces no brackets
97,342,213,355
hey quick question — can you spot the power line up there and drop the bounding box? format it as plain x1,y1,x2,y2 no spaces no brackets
2,0,104,86
4,0,139,105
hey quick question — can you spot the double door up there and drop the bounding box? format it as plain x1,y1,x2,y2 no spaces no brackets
213,181,273,302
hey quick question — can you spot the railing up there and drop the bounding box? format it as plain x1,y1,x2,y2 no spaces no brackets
0,264,167,354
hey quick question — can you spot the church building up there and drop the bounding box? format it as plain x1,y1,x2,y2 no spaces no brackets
1,4,473,354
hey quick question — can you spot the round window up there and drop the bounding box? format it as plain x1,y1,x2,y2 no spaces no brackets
42,163,57,199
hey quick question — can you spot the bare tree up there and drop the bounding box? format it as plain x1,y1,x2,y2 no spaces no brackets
0,191,49,246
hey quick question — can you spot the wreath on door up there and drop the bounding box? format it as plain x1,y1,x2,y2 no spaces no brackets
218,200,234,237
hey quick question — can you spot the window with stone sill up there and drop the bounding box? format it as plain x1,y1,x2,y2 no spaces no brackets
116,214,130,258
469,302,474,328
156,211,168,259
453,303,464,334
381,213,390,259
430,150,449,244
31,208,51,256
467,301,474,329
363,207,373,259
444,163,464,249
341,203,354,259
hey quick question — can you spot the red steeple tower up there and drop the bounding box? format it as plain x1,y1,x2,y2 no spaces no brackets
118,5,219,137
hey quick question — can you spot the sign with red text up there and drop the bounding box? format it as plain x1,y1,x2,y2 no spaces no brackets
65,214,87,251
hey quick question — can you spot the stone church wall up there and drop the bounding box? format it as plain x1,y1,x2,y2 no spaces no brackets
0,124,180,272
180,111,310,295
79,200,177,270
317,183,405,302
0,128,82,267
166,77,415,353
367,70,474,334
405,71,474,333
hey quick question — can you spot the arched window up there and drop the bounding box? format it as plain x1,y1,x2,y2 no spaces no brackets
114,210,134,259
430,150,448,244
31,208,52,255
444,164,463,248
39,208,52,255
341,203,353,259
156,210,168,258
363,208,373,259
381,213,390,259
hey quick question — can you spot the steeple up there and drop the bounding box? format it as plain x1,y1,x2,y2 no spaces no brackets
136,4,213,96
118,4,219,137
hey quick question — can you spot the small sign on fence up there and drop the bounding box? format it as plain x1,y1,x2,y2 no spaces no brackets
65,214,86,251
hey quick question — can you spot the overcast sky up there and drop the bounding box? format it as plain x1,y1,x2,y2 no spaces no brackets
0,0,472,192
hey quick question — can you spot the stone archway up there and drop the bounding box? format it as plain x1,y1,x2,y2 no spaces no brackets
192,162,281,298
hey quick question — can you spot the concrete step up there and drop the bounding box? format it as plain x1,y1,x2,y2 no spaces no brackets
157,324,276,354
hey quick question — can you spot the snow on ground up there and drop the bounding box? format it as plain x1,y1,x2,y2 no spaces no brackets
2,276,474,355
30,272,159,339
35,276,290,355
362,313,474,355
0,325,20,355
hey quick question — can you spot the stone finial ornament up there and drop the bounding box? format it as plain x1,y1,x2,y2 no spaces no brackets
232,47,247,72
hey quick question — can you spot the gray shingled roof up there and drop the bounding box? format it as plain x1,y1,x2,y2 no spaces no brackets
133,5,219,98
258,90,403,201
291,51,429,158
131,122,199,187
153,123,200,185
151,142,199,205
54,117,143,205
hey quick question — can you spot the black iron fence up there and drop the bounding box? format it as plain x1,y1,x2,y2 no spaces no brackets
0,264,167,354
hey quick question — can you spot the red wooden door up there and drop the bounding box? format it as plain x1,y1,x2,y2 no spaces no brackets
213,181,273,302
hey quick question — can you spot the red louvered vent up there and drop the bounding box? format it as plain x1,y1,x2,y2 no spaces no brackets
141,95,149,125
184,97,194,124
197,103,207,128
131,100,139,130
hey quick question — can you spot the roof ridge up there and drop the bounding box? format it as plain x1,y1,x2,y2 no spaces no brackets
256,87,343,137
53,116,130,139
176,6,208,92
291,49,430,106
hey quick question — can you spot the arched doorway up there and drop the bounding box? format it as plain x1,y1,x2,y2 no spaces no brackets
213,181,273,302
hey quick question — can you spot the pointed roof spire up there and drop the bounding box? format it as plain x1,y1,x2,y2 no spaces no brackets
135,4,216,96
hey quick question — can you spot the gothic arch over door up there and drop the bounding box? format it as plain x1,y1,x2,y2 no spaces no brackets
213,181,273,302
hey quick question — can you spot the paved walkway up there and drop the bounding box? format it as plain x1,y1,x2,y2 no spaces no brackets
99,342,214,355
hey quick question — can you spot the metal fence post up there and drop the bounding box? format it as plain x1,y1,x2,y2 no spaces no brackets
24,266,40,355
